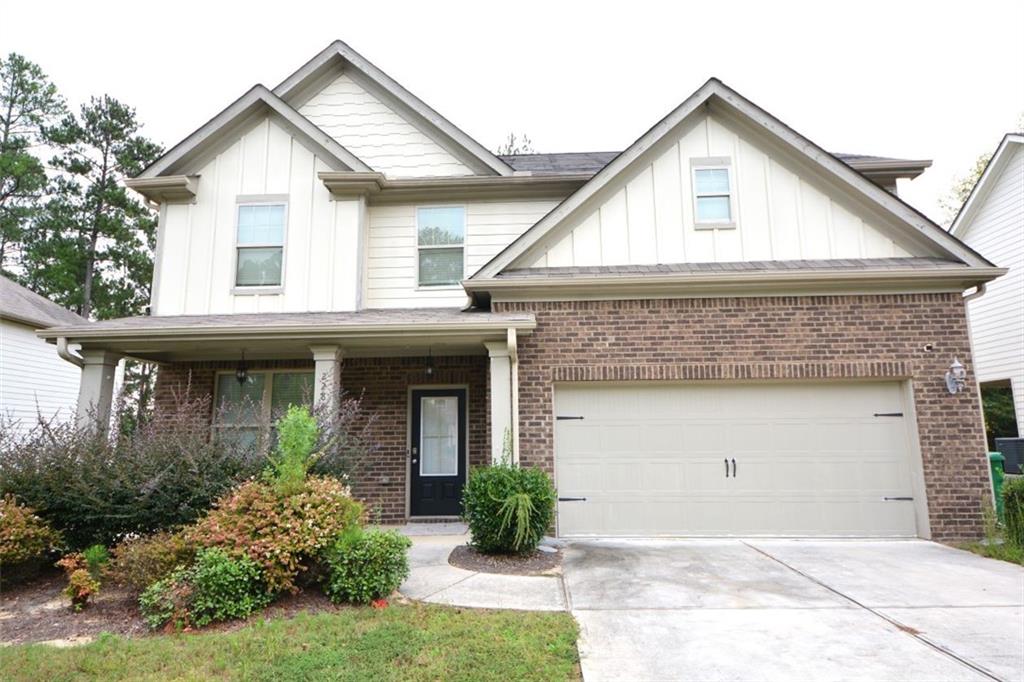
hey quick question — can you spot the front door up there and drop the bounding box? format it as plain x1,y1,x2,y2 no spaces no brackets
410,388,467,516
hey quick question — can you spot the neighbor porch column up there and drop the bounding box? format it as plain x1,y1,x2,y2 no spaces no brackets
76,349,120,431
485,341,512,464
310,345,344,414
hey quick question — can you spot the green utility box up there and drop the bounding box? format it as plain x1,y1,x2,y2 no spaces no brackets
990,451,1005,523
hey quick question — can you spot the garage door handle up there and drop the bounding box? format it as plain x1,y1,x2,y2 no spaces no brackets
883,496,914,501
731,458,737,478
558,497,587,502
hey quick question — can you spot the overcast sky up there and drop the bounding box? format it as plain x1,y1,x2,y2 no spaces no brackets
4,0,1022,224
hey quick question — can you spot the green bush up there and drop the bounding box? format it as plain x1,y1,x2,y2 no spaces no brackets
108,530,197,593
140,548,271,630
187,476,364,593
322,529,411,605
82,544,109,579
1003,477,1024,547
462,465,556,554
0,494,63,567
267,406,320,496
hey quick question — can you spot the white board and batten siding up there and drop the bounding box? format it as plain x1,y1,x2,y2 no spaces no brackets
300,73,472,179
530,114,927,268
365,200,560,308
0,319,80,431
959,142,1024,431
153,117,363,316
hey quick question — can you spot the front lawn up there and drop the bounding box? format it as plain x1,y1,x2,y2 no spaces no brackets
958,540,1024,566
0,603,580,682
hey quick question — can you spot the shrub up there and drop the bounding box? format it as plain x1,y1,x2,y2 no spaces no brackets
0,494,63,567
187,476,364,593
56,553,100,610
140,548,271,630
321,529,411,605
462,465,556,554
1004,477,1024,547
267,406,320,496
0,393,265,549
108,530,197,593
82,544,109,578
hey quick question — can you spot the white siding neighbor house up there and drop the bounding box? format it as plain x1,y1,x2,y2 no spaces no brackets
39,41,1003,541
0,276,85,432
951,134,1024,434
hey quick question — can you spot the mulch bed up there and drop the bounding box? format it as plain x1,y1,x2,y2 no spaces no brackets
448,544,562,576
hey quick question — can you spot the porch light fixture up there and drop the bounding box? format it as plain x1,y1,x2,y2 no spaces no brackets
945,357,966,394
236,351,249,385
425,347,435,376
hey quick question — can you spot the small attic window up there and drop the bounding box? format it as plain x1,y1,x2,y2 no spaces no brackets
691,158,736,228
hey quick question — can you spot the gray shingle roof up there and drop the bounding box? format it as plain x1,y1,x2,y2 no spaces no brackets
0,275,86,328
497,257,967,279
41,307,534,335
498,152,929,177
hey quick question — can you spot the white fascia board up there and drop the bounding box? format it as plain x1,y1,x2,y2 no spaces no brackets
950,134,1024,238
272,40,514,177
137,85,371,178
472,78,995,279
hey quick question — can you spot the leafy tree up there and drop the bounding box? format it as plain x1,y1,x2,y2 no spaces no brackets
0,53,65,274
496,132,536,156
23,95,162,319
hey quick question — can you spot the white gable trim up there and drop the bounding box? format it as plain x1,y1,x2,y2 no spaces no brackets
138,85,371,178
273,40,514,178
950,133,1024,238
472,78,994,279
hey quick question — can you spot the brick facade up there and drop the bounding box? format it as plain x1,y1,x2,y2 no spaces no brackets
153,355,489,523
494,293,991,541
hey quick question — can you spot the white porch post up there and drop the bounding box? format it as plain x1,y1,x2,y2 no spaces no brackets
76,350,120,430
485,341,513,464
309,345,344,414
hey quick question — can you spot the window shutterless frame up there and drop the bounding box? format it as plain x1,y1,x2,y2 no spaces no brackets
232,195,289,294
415,204,466,289
211,369,314,437
690,157,737,229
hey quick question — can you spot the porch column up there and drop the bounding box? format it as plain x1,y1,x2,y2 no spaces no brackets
309,345,344,414
485,341,512,464
76,350,120,431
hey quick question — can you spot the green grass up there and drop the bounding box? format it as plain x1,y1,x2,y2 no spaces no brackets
0,603,580,682
959,540,1024,565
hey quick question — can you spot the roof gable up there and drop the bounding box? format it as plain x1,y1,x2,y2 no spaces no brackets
138,85,370,178
274,40,513,177
950,133,1024,238
473,78,992,278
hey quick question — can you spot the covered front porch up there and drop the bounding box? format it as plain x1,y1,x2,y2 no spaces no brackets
39,309,535,522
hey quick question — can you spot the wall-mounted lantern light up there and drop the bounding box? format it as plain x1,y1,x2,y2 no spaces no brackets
944,357,966,394
236,351,249,385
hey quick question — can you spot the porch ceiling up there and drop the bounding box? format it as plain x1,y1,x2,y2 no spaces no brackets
37,308,534,363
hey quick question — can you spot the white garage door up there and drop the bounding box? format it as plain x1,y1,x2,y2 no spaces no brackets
555,382,922,537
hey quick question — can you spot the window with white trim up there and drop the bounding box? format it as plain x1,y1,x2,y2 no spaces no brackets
692,159,735,227
235,203,286,287
213,370,313,447
417,206,464,286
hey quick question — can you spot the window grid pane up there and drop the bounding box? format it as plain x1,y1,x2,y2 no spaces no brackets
696,195,732,222
417,207,465,246
236,247,283,286
420,396,458,476
216,373,266,425
270,372,314,420
237,204,285,245
418,248,464,286
695,168,731,195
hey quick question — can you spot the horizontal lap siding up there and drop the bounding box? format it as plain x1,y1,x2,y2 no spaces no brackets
0,320,80,431
494,294,990,541
153,356,488,522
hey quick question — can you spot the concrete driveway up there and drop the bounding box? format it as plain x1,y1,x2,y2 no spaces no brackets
563,539,1023,682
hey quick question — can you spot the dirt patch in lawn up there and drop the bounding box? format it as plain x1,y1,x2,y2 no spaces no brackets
448,544,561,576
0,570,147,646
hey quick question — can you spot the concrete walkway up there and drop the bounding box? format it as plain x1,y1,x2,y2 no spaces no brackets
396,523,565,611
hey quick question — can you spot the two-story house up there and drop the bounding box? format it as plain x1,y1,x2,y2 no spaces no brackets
41,41,1003,540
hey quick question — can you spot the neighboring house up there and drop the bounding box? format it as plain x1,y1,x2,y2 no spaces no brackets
0,275,85,432
950,134,1024,437
39,41,1002,540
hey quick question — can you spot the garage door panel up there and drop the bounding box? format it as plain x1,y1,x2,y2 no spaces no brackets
555,382,919,537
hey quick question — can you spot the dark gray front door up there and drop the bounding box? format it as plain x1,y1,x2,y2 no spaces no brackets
410,388,466,516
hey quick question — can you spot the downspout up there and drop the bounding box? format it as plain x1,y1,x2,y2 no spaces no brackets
964,282,987,302
962,281,995,509
507,327,520,466
56,337,84,368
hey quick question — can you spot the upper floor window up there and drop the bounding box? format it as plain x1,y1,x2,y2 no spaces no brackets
692,158,735,228
417,206,464,286
236,201,286,288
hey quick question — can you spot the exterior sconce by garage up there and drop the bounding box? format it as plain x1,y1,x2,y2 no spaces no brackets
945,357,966,394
